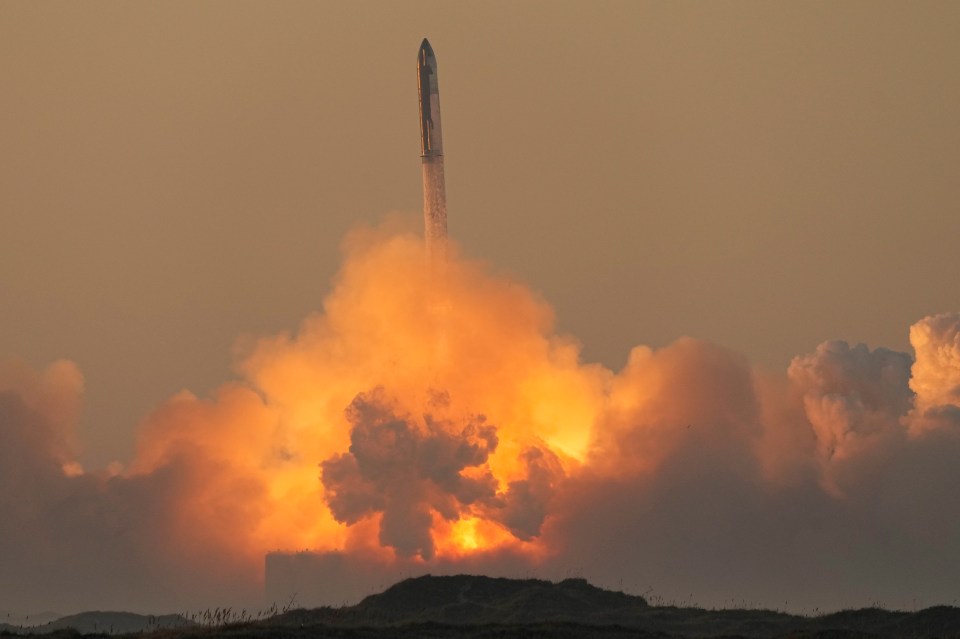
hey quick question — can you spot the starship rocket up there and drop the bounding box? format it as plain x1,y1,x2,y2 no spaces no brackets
418,38,448,258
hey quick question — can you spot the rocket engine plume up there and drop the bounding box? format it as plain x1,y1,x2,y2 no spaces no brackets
4,232,960,613
418,38,448,259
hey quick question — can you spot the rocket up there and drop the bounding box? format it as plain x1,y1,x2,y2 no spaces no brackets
418,38,448,258
418,38,443,159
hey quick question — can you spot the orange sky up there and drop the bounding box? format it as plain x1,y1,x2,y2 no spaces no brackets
3,2,960,616
2,1,959,474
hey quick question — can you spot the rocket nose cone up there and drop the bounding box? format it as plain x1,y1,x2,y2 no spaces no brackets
419,38,434,58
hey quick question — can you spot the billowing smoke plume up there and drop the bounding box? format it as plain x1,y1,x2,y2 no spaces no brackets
0,361,281,612
3,225,960,613
786,341,914,495
908,313,960,433
322,387,500,559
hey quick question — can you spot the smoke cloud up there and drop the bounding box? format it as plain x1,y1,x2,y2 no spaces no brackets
908,313,960,433
321,387,500,559
3,227,960,613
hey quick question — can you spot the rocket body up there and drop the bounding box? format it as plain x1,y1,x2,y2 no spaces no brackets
418,38,443,159
418,39,448,258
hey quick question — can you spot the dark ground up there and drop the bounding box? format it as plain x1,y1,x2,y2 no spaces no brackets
5,575,960,639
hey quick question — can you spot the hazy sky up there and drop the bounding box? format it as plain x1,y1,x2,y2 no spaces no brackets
4,2,960,616
3,2,958,469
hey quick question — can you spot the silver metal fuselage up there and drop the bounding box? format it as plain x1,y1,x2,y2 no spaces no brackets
418,39,443,158
418,39,447,258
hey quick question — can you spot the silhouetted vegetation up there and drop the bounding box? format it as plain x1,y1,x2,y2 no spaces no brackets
6,575,960,638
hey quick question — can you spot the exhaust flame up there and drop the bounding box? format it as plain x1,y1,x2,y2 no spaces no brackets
422,158,448,260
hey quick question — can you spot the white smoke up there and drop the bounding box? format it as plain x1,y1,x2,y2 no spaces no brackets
787,340,913,496
908,312,960,434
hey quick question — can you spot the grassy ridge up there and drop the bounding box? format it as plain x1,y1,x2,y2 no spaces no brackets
5,575,960,638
